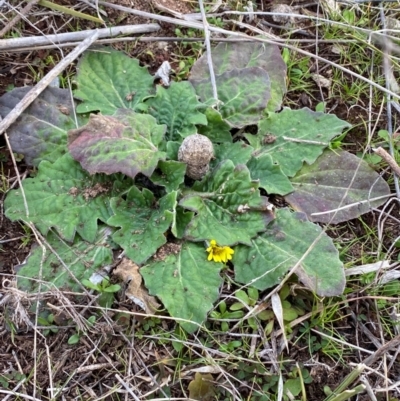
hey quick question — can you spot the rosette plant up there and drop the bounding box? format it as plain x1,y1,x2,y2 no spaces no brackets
1,43,389,332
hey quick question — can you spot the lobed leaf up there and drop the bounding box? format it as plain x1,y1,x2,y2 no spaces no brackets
141,242,223,333
198,107,232,143
212,141,254,168
247,154,294,196
180,160,274,246
68,109,167,179
0,86,84,166
5,153,117,242
234,208,345,296
172,206,195,239
16,228,113,293
144,81,207,140
74,47,155,114
191,67,271,128
285,150,391,223
249,108,351,177
150,160,186,192
107,188,177,265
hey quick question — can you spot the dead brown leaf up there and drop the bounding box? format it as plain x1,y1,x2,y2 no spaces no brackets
188,372,216,401
113,258,160,314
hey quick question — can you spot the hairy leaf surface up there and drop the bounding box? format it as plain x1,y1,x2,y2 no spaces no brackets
108,188,177,265
16,229,113,293
249,108,351,176
0,87,84,165
234,208,345,296
212,141,254,168
144,81,207,140
190,41,286,112
150,160,186,192
68,109,166,179
5,154,116,242
180,160,274,245
191,67,271,128
285,150,391,223
198,107,232,143
74,47,154,114
141,242,223,332
247,154,294,196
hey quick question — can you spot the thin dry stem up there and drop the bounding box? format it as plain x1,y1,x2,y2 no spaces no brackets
373,146,400,177
0,23,160,50
0,30,99,136
0,0,40,38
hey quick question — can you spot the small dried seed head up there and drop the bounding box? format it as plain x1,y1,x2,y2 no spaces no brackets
178,134,214,180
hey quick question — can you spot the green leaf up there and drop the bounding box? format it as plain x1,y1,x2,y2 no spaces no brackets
68,334,81,345
141,242,223,333
212,141,254,168
108,188,177,265
247,154,294,196
150,160,186,192
5,153,115,242
198,107,232,143
144,81,207,140
0,86,85,166
285,150,391,223
68,109,167,179
189,41,286,112
250,108,351,176
82,279,100,291
172,206,195,239
104,284,121,293
16,228,113,293
234,208,345,296
166,141,181,160
74,47,154,114
180,160,275,246
235,289,249,305
284,378,302,398
191,68,271,128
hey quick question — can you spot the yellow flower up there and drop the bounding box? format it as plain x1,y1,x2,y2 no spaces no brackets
206,240,234,263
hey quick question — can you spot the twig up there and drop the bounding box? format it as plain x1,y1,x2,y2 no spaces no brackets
0,24,159,50
310,194,394,217
197,0,219,104
0,30,99,137
0,0,40,38
362,333,400,366
0,392,42,401
4,134,30,219
115,374,141,401
3,37,361,53
373,146,400,177
282,136,329,145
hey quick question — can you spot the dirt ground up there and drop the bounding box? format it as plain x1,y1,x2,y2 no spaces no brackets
1,1,400,400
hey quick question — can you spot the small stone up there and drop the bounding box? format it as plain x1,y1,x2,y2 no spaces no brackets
271,4,295,25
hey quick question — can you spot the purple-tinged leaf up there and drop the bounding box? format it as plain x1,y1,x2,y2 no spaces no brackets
68,109,167,179
0,86,84,166
189,41,286,112
285,150,391,223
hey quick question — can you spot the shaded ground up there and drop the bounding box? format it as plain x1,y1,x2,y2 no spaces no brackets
1,1,400,400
